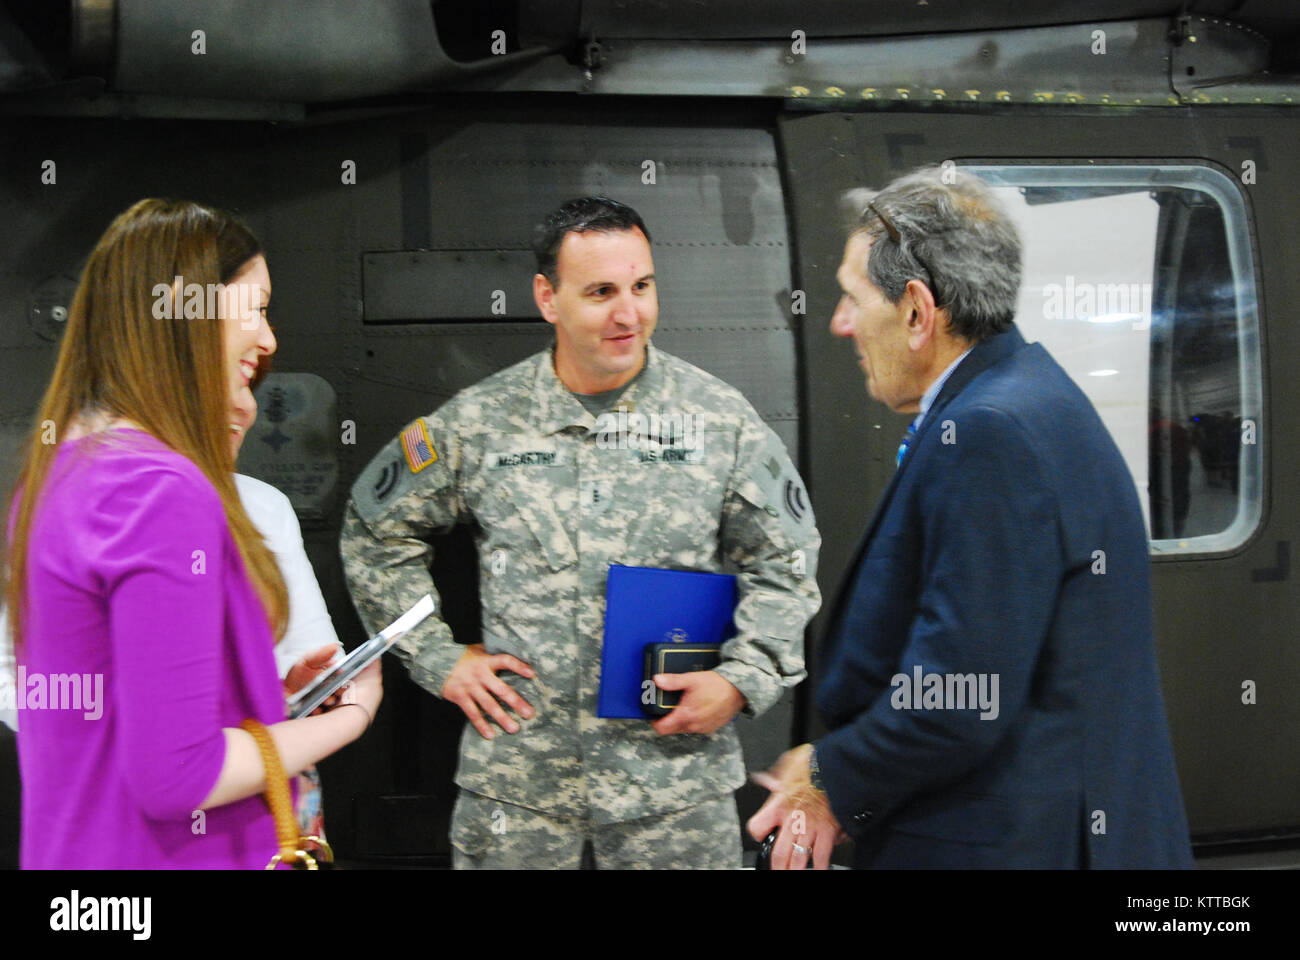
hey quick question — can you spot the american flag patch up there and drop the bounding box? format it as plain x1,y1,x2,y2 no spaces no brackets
400,419,438,474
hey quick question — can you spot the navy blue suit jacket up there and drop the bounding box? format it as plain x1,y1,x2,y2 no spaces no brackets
816,327,1194,868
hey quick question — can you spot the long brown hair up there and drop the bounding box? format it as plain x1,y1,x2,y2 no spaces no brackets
4,199,288,651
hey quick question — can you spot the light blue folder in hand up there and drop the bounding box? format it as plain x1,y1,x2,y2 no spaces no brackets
597,565,738,718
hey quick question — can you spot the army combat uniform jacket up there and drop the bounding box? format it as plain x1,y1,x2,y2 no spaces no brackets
341,344,821,824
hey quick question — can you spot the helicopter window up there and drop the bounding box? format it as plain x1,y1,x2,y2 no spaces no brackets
964,164,1263,557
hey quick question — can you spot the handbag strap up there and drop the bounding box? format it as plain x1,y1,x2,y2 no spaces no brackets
239,718,300,866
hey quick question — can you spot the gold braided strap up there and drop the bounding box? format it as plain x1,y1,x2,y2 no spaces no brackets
239,719,312,870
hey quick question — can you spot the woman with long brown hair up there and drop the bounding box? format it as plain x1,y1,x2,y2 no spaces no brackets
4,199,380,868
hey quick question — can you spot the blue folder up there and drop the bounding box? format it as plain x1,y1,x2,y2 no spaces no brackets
598,564,738,718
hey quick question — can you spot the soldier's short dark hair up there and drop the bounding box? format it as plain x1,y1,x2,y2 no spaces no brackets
532,197,652,288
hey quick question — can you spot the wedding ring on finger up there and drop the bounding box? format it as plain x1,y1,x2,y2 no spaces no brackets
792,842,810,855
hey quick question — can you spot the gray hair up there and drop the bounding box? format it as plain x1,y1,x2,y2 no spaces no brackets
843,166,1022,342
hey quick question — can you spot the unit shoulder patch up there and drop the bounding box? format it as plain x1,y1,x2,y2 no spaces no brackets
741,430,816,543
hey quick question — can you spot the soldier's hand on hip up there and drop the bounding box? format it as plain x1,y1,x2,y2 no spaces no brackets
441,643,536,739
650,670,745,736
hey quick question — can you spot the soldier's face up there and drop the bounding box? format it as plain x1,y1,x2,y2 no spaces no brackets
831,231,920,413
535,227,658,391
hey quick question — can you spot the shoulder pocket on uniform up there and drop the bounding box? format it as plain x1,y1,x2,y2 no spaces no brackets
351,418,451,527
732,431,816,548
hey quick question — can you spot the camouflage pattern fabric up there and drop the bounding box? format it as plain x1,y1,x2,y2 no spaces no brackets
341,343,821,826
451,789,742,870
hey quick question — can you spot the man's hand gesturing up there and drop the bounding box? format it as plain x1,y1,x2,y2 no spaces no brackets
747,743,844,870
441,643,536,739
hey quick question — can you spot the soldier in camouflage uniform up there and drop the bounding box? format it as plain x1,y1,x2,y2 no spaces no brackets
341,197,820,868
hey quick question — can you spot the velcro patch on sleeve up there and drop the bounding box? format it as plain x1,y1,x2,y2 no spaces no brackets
746,430,817,543
401,418,438,474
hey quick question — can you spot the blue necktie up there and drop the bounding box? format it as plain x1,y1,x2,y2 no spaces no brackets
895,420,919,469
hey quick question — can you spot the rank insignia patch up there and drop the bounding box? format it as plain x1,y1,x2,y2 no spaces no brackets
400,419,438,474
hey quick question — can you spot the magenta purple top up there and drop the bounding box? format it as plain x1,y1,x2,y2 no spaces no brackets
16,430,287,868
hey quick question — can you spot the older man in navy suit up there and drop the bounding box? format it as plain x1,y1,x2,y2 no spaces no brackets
749,166,1194,869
